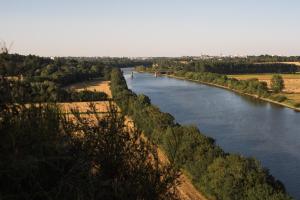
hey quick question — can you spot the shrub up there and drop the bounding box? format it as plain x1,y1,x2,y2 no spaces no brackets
271,95,287,102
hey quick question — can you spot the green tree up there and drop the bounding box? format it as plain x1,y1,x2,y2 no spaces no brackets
271,75,285,93
0,102,180,200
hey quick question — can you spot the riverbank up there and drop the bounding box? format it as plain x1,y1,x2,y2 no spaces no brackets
67,79,207,200
135,69,300,112
164,74,300,112
120,68,295,199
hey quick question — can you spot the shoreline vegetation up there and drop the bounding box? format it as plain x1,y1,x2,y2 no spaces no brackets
64,80,207,199
135,68,300,112
111,68,293,200
168,74,300,112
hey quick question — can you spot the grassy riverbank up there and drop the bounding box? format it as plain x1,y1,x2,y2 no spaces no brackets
67,79,207,200
167,74,300,112
112,68,293,200
136,68,300,112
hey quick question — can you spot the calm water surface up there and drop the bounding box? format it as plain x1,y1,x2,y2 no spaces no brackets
123,68,300,199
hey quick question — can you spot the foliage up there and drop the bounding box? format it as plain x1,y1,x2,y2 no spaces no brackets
149,57,299,74
271,75,285,93
270,95,287,102
0,78,108,103
0,102,179,200
0,53,152,86
139,66,292,104
110,68,292,200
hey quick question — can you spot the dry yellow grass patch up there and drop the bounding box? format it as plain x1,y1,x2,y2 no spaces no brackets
228,74,300,93
65,80,112,98
228,74,300,104
285,93,300,103
58,101,118,114
280,62,300,66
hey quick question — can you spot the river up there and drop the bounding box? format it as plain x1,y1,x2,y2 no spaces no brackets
123,68,300,199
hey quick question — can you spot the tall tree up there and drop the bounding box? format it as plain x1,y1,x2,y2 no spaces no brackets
271,75,285,93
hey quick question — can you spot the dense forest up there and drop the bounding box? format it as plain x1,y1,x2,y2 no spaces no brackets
111,68,292,200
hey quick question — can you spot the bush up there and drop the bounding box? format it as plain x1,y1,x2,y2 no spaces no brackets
271,75,285,93
293,102,300,108
0,102,179,200
271,95,287,102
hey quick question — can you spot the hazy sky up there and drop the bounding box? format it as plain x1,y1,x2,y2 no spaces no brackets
1,0,300,57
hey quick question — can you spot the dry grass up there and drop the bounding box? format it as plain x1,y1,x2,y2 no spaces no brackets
61,81,115,114
280,62,300,66
65,80,112,98
255,62,300,67
228,74,300,104
58,101,118,114
228,74,300,93
285,93,300,103
4,76,20,80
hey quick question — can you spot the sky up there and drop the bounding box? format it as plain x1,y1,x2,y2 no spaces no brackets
1,0,300,57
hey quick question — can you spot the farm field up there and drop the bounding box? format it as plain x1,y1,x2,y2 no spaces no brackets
58,101,116,114
61,80,115,114
228,74,300,105
280,62,300,66
65,80,112,98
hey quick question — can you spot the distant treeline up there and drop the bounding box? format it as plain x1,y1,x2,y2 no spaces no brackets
0,53,110,86
110,68,292,200
0,53,155,103
66,56,153,68
0,53,152,86
152,59,299,74
194,62,297,74
152,55,300,64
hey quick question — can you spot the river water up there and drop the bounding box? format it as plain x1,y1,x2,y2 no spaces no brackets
123,68,300,199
